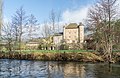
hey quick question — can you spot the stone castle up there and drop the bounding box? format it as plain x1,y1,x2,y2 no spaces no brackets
53,22,84,49
26,22,84,50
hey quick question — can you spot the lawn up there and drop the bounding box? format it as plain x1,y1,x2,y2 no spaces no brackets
2,49,119,54
16,50,94,53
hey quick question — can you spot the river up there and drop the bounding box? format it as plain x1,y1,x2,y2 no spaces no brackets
0,59,120,78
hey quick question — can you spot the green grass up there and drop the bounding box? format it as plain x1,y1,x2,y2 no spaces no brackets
113,50,120,52
15,50,94,53
1,49,119,53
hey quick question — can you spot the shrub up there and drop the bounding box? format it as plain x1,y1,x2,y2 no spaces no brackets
60,44,69,50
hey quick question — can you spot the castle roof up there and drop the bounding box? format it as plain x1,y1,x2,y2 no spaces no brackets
54,32,63,36
65,23,78,29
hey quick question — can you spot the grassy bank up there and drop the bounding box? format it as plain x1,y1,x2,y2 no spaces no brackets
0,50,120,63
15,50,94,53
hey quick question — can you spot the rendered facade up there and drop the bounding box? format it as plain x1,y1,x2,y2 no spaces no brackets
53,23,84,49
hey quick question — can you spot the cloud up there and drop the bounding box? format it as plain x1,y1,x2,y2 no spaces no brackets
117,0,120,5
61,0,120,24
61,5,90,24
3,16,11,24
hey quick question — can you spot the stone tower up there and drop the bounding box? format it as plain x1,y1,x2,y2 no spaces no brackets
78,22,84,43
63,23,84,44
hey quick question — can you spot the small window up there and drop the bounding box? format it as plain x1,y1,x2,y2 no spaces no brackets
72,40,75,43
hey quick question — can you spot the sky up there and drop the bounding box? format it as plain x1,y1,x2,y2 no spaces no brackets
3,0,120,38
4,0,95,24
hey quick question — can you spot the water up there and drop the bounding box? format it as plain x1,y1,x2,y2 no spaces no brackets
0,59,120,78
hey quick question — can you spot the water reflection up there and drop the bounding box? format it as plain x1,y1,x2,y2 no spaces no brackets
0,59,120,78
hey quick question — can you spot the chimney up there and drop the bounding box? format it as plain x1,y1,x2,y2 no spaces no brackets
79,22,83,26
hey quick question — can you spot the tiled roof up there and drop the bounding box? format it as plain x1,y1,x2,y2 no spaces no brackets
65,23,78,29
54,32,63,36
27,42,39,44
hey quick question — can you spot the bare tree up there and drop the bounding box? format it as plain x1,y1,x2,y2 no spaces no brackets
28,14,38,40
12,6,28,51
56,12,61,33
49,10,61,35
49,9,56,35
87,0,118,63
2,23,14,51
42,21,51,37
0,0,3,50
0,0,3,36
114,19,120,49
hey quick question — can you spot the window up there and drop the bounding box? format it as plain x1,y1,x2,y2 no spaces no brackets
74,36,76,38
72,40,75,43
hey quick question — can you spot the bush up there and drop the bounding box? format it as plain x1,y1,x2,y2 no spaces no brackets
1,46,7,51
113,44,120,50
60,44,69,50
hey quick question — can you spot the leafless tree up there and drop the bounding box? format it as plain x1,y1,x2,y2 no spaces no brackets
42,21,51,38
28,14,39,40
0,0,3,50
49,10,61,35
114,19,120,49
0,0,3,36
2,23,14,51
87,0,118,62
12,6,28,51
56,12,61,33
49,9,56,35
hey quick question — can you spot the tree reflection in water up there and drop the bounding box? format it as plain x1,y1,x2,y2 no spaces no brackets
0,59,120,78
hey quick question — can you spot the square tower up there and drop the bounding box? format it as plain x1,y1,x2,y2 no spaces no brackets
63,23,84,44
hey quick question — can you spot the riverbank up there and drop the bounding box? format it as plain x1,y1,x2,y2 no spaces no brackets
0,51,120,63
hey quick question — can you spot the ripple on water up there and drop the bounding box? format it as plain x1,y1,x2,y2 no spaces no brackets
0,59,120,78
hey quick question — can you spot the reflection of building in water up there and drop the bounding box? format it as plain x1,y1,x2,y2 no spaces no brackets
48,62,86,78
63,63,85,78
48,62,64,78
79,65,86,78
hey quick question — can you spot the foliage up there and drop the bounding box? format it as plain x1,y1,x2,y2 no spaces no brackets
113,44,120,50
59,44,69,50
38,43,46,50
70,43,84,50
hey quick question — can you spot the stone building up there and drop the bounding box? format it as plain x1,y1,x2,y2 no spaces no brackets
26,42,39,49
53,32,63,45
53,22,84,49
26,23,84,50
53,32,63,49
63,23,84,44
